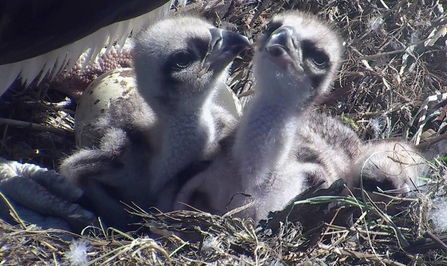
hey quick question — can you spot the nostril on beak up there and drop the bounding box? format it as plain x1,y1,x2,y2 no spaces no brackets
266,45,286,57
265,26,297,56
213,37,223,51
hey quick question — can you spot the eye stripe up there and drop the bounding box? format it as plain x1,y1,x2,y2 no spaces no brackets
302,40,330,69
166,51,196,71
187,37,209,60
161,35,213,92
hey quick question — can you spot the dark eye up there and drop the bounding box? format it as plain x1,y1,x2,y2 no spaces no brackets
311,51,329,68
302,40,329,69
169,51,195,71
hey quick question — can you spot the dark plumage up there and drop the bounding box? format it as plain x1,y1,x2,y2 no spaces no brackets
0,0,170,64
0,0,172,95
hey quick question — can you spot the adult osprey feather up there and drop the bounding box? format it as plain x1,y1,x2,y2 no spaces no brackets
0,0,173,95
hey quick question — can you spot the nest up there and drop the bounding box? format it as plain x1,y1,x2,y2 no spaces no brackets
1,0,447,265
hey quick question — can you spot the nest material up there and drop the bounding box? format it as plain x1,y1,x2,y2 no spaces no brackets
1,0,447,265
1,178,446,265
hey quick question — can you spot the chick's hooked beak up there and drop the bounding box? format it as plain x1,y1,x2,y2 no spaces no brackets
263,26,303,72
202,28,250,74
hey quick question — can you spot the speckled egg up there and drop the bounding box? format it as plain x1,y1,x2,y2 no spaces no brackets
75,67,242,148
75,68,136,148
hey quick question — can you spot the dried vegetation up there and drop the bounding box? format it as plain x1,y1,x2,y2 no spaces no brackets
1,0,447,265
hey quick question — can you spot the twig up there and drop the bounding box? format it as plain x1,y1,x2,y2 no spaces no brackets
424,231,447,251
0,118,73,135
416,132,447,151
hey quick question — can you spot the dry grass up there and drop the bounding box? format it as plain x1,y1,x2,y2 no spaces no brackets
1,0,447,265
1,177,447,265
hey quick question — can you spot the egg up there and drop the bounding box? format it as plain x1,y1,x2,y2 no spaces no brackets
74,67,242,147
74,68,136,148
